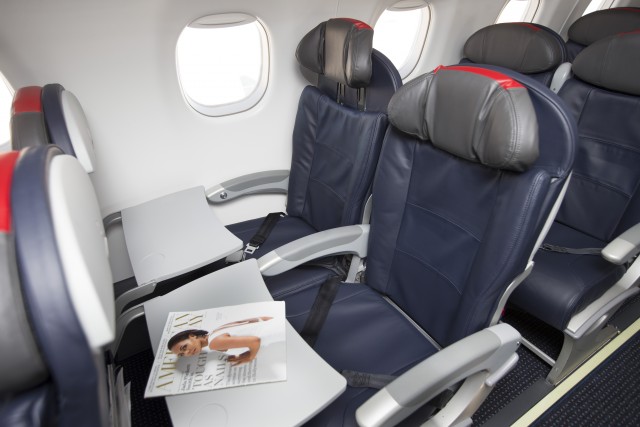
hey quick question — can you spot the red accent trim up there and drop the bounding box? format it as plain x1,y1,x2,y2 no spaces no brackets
436,65,524,89
618,29,640,36
616,7,640,13
11,86,42,115
337,18,372,30
0,151,20,232
514,22,540,31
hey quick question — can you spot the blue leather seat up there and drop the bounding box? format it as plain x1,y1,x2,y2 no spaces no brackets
215,18,402,299
565,7,640,61
269,64,575,425
461,22,567,87
510,31,640,384
1,145,115,426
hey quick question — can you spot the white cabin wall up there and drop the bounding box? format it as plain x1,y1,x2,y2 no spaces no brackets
403,0,506,80
0,0,401,281
0,0,344,221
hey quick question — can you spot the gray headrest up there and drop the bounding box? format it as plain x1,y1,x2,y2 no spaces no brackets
572,32,640,96
296,18,373,88
464,23,566,73
388,65,539,172
569,7,640,46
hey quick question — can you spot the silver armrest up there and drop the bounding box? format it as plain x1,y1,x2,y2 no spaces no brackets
549,62,572,93
356,323,520,427
258,225,370,276
206,170,289,204
602,223,640,265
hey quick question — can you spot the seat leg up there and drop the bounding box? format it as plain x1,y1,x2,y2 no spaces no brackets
546,323,618,385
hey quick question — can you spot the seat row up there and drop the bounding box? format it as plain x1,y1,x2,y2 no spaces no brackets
2,8,640,426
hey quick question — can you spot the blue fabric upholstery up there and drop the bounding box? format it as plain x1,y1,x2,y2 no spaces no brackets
226,23,401,298
511,33,640,329
286,87,388,230
281,66,574,425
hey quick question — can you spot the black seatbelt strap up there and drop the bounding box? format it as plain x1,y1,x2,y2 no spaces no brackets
342,370,396,389
541,243,602,255
243,212,286,258
300,276,342,347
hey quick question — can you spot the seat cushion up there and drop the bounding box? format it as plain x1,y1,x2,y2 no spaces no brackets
285,283,438,426
227,215,342,299
510,222,626,330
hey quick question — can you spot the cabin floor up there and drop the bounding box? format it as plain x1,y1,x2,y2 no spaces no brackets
117,295,640,426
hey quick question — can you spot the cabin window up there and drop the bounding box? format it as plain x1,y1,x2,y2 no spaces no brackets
0,74,13,152
496,0,540,23
373,1,430,78
583,0,614,16
176,14,269,117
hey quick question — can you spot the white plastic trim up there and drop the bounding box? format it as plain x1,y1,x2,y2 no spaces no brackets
61,90,96,173
49,155,115,349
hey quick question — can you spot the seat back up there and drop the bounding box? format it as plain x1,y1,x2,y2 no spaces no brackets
462,22,567,87
0,151,54,426
9,86,49,150
9,144,114,426
41,83,97,173
554,32,640,243
10,83,97,174
366,65,575,346
286,18,402,231
566,7,640,61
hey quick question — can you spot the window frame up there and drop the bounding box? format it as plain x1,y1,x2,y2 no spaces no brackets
0,73,14,151
496,0,541,23
176,13,270,117
374,0,431,79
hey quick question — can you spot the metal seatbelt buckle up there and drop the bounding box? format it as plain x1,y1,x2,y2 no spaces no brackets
244,243,259,255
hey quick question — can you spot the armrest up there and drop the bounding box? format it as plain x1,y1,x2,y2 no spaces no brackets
356,323,520,427
602,223,640,265
258,225,369,276
206,170,289,204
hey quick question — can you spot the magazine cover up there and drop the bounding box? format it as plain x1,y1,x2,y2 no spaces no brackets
145,301,286,398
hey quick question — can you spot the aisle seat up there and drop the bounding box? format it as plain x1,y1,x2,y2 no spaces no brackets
510,31,640,384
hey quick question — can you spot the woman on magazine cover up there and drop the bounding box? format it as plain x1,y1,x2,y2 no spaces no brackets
168,317,273,365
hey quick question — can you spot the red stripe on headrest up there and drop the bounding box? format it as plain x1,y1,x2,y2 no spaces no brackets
438,65,524,89
0,151,20,232
617,7,640,13
11,86,42,115
514,23,540,31
338,18,372,30
618,29,640,36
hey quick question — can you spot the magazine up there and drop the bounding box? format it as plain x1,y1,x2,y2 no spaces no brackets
145,301,286,398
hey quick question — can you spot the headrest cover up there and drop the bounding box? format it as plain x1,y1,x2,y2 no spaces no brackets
569,7,640,46
11,86,42,115
388,65,539,172
572,32,640,96
464,23,566,73
296,18,373,88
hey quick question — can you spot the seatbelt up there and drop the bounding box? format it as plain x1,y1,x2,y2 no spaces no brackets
300,276,342,347
342,370,396,389
541,243,602,255
239,212,286,260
